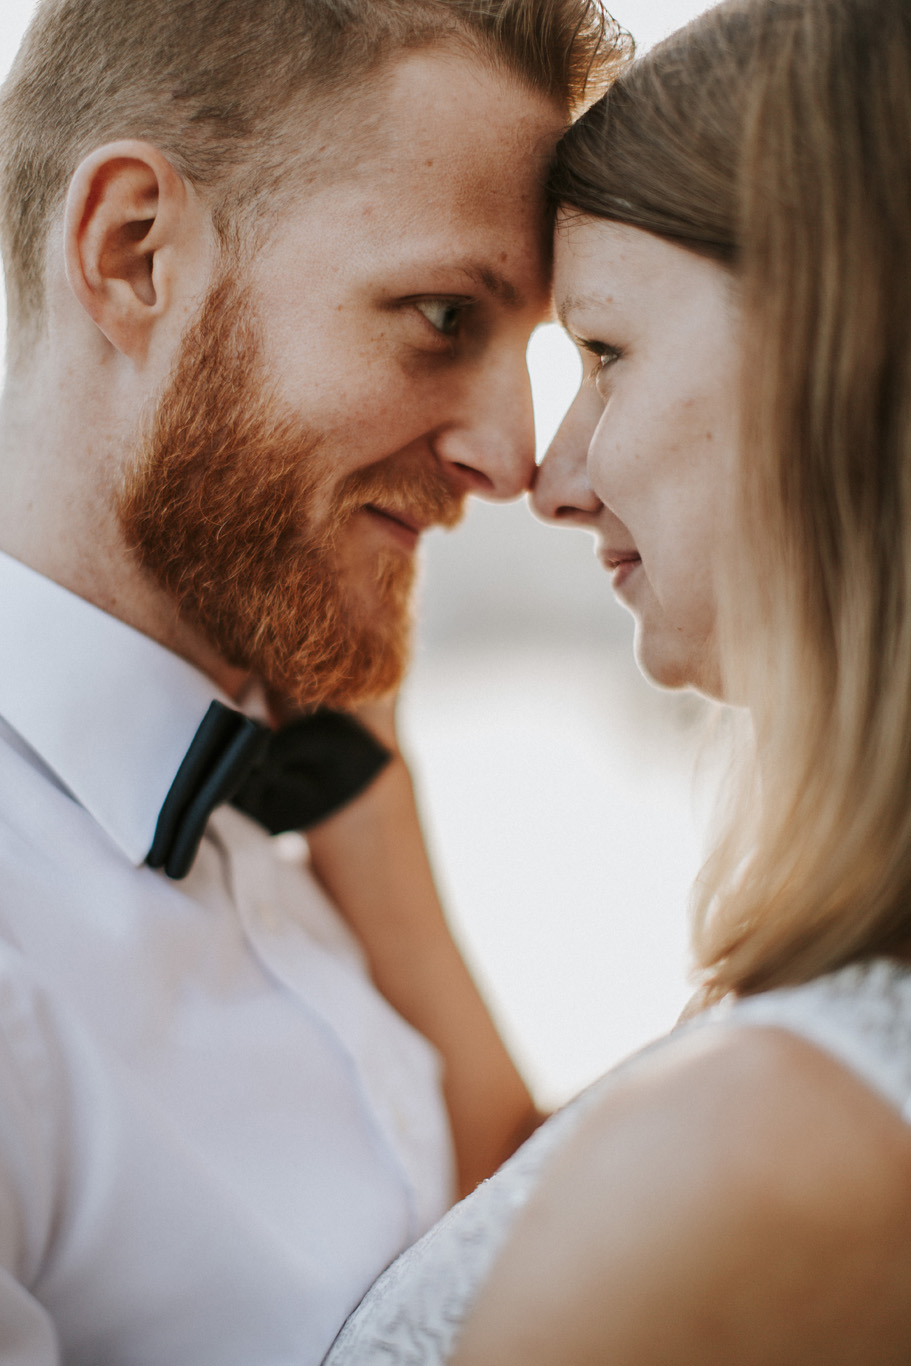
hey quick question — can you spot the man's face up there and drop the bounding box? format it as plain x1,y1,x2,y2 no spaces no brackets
120,46,562,708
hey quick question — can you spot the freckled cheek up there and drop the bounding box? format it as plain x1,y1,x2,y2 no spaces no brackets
587,417,653,509
666,389,726,456
280,343,408,423
264,301,392,396
326,382,446,467
263,338,347,410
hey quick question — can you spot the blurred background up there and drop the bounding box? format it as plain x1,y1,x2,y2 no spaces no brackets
0,0,713,1106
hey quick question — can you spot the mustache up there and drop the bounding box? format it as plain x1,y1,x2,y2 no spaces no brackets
333,455,466,533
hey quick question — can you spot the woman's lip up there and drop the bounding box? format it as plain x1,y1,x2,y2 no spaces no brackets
611,558,641,591
599,550,642,590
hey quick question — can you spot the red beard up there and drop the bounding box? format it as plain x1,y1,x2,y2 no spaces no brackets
118,273,464,708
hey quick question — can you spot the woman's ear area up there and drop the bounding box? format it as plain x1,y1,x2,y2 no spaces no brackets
63,139,213,361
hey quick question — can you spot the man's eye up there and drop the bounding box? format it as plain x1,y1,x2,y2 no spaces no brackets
415,299,465,336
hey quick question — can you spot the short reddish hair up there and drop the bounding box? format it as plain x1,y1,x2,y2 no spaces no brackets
0,0,629,359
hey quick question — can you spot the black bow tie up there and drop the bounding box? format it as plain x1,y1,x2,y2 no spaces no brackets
147,701,391,879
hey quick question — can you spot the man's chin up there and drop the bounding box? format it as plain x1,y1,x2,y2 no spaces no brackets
265,609,414,712
275,655,410,713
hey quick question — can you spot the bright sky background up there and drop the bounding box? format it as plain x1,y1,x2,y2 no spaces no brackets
0,0,715,1104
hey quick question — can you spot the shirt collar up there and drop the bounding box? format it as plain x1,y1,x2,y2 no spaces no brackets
0,550,233,866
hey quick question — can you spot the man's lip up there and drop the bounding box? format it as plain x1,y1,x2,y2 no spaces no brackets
363,504,427,547
367,505,424,534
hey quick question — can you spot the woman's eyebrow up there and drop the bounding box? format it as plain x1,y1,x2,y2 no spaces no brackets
557,290,616,328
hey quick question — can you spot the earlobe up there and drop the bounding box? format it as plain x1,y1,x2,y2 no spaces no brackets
64,140,196,360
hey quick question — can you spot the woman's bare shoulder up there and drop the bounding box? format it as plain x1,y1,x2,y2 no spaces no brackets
453,1021,911,1365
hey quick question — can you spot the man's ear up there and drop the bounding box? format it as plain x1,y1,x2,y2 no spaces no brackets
63,140,207,360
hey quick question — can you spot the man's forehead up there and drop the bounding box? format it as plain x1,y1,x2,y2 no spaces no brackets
267,146,552,299
284,42,561,197
257,48,559,301
351,211,552,303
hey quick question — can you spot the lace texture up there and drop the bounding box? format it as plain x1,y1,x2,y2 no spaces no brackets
324,958,911,1364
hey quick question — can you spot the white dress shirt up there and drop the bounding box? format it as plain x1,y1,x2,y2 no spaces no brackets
0,550,455,1364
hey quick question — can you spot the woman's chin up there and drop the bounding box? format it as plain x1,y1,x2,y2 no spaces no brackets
634,630,723,699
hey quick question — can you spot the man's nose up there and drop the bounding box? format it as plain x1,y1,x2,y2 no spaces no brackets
531,385,603,525
433,355,537,500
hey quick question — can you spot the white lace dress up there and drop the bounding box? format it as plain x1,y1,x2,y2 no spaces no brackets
324,959,911,1364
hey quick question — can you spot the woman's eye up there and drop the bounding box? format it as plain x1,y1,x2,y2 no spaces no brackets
579,340,621,396
415,299,464,337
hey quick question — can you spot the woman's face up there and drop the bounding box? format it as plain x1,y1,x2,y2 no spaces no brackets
534,217,741,698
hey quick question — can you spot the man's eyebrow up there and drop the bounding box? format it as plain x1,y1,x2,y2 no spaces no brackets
454,262,523,308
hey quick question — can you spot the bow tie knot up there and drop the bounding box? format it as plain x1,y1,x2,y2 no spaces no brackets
147,701,391,879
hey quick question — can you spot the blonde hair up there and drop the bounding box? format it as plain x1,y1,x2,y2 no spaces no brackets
551,0,911,1000
0,0,629,363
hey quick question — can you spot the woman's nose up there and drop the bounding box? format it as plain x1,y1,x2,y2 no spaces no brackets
532,387,603,525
